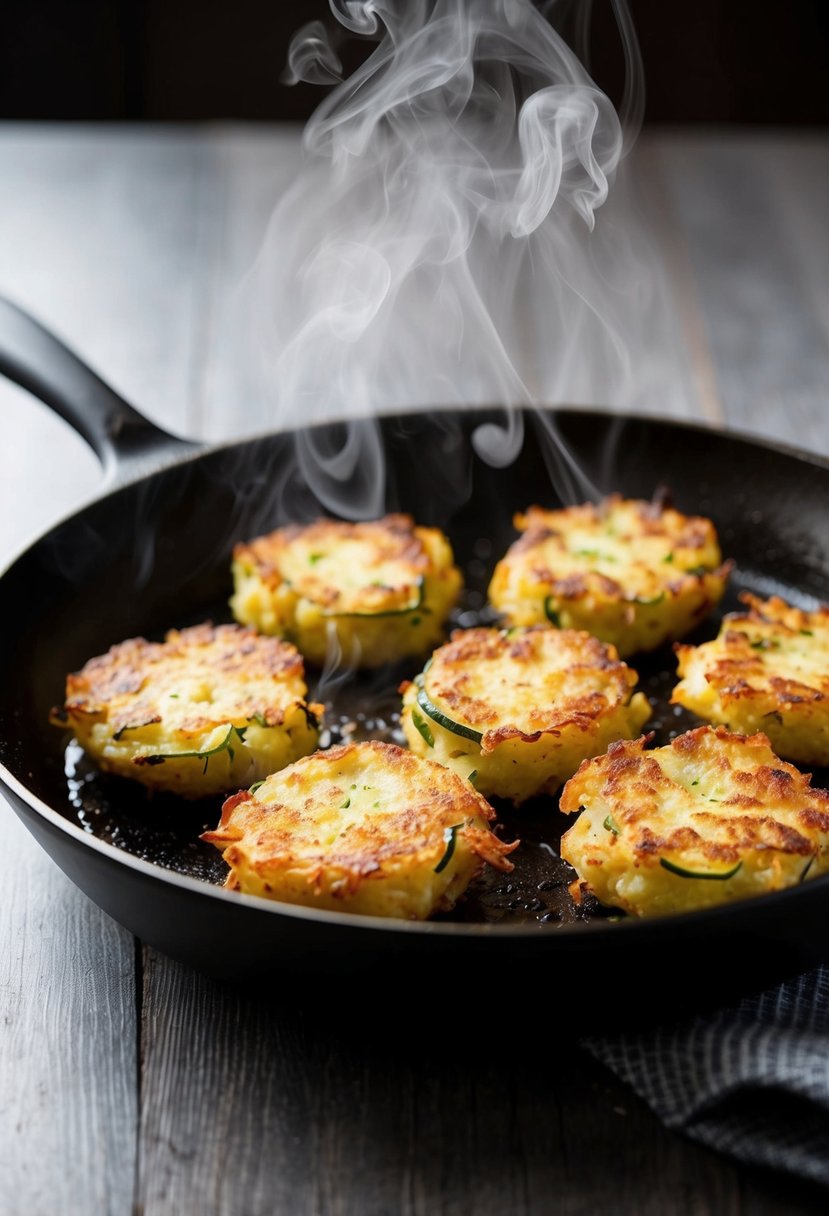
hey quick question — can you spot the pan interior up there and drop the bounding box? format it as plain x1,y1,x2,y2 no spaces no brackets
3,409,829,930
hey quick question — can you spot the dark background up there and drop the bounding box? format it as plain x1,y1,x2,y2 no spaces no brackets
1,0,827,124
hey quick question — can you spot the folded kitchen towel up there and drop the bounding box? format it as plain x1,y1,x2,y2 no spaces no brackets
583,966,829,1186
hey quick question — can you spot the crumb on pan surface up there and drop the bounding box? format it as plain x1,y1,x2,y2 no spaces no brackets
487,495,730,656
202,740,517,919
230,514,462,667
400,625,651,803
559,725,829,917
52,623,322,798
673,593,829,766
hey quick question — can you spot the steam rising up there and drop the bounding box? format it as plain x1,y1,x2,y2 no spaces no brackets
239,0,662,516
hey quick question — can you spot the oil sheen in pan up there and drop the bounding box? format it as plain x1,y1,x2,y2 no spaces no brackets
58,562,816,929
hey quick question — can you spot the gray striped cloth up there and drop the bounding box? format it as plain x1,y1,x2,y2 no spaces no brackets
583,967,829,1185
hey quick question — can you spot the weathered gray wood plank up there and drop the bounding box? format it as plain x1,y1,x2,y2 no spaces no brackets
196,127,305,437
0,810,137,1216
0,124,222,552
767,140,829,356
0,124,213,434
138,956,795,1216
654,131,829,455
631,135,725,426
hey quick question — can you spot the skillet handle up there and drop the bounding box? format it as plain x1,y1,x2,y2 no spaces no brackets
0,296,200,482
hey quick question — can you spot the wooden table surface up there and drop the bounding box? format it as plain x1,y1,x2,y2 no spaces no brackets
0,124,828,1215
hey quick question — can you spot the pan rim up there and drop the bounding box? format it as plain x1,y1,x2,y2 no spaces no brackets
4,404,829,942
3,403,829,583
5,760,829,940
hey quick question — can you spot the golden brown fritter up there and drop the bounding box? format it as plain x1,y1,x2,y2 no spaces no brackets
673,593,829,765
488,495,730,656
401,625,651,803
560,726,829,917
53,623,322,797
231,514,462,668
202,740,516,918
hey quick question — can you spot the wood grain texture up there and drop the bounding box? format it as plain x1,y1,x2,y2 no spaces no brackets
194,128,305,438
653,131,829,456
138,954,795,1216
0,125,212,434
769,143,829,358
0,124,217,552
0,810,137,1216
631,138,725,426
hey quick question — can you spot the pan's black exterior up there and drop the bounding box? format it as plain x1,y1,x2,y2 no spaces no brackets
1,297,829,1016
4,774,825,1015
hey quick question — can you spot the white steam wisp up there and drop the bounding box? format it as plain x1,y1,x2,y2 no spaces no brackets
233,0,670,515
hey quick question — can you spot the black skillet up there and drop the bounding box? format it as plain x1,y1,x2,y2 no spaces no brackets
2,295,828,1016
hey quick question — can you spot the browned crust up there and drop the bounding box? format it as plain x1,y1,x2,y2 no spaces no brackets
560,726,829,866
515,496,719,547
517,562,732,605
740,592,829,629
233,514,432,606
202,741,517,890
61,622,315,734
674,593,829,706
422,625,639,749
506,496,730,603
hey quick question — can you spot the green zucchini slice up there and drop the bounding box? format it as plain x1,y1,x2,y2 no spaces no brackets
659,857,743,881
415,686,483,745
140,724,247,774
411,708,434,748
543,596,561,626
434,822,464,874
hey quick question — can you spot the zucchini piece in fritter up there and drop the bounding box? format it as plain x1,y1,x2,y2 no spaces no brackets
400,625,651,804
231,514,462,668
52,623,322,798
488,495,730,656
673,593,829,766
559,726,829,918
202,740,517,919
